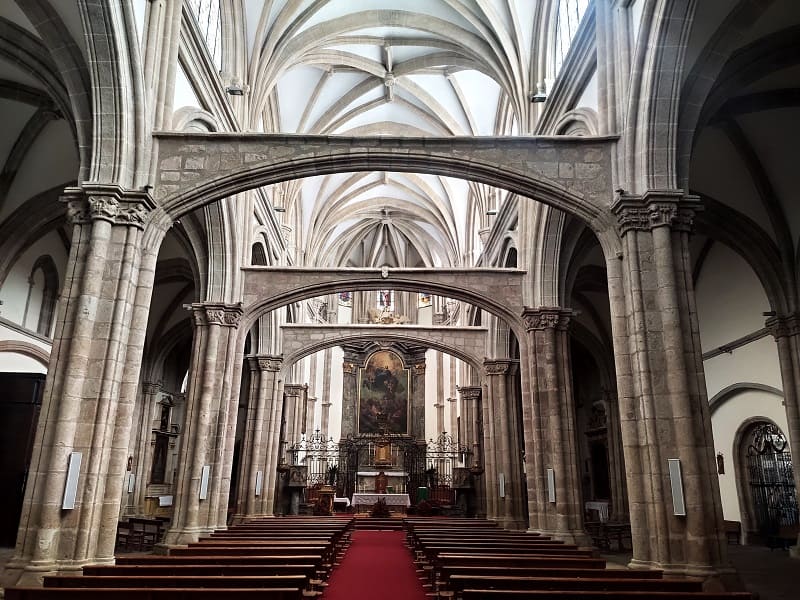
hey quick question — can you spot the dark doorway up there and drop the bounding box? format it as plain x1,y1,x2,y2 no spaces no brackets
0,373,45,546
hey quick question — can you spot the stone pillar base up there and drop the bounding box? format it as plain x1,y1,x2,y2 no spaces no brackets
790,544,800,559
530,528,592,547
3,555,115,588
161,525,215,546
496,516,527,531
628,560,744,591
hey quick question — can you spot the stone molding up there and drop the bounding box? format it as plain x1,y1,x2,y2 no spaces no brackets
483,359,512,376
190,302,243,327
612,191,701,235
522,306,572,331
61,185,156,229
766,313,800,339
458,386,482,401
342,361,357,374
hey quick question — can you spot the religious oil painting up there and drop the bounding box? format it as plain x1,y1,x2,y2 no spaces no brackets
358,350,409,435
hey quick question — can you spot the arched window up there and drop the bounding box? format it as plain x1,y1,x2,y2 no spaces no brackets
251,242,268,266
187,0,222,71
551,0,592,80
23,256,59,337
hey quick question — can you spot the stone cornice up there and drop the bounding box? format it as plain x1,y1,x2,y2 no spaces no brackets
284,383,307,397
612,191,702,236
189,302,243,327
522,306,572,331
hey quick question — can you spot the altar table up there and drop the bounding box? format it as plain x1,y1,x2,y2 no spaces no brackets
351,493,411,511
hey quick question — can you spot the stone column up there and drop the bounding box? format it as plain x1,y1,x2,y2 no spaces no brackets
283,384,306,449
162,303,243,546
609,193,729,579
4,186,166,586
448,397,459,441
233,355,282,519
320,401,332,438
459,386,484,518
521,308,587,543
129,381,162,515
409,350,427,441
340,345,362,438
459,387,482,470
484,359,526,529
305,395,317,435
434,401,445,435
603,388,629,523
766,313,800,556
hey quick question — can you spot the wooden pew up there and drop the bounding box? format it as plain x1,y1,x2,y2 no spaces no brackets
461,591,752,600
447,574,704,593
435,554,607,569
83,563,318,578
439,565,664,581
5,588,303,599
116,554,323,566
43,574,308,590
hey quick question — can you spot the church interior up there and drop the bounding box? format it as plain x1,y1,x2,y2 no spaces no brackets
1,0,799,597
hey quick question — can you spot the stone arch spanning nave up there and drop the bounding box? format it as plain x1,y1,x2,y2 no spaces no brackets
1,0,799,590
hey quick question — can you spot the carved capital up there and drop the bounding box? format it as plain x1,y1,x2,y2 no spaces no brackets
483,359,511,376
522,306,572,331
249,354,282,372
191,302,243,327
458,386,482,401
612,191,701,236
766,313,800,339
142,381,162,395
284,383,306,398
61,186,155,229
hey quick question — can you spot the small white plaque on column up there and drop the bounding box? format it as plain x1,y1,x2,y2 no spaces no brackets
127,473,136,493
255,470,263,496
62,451,82,509
668,458,686,516
199,465,211,500
498,473,505,498
546,468,556,503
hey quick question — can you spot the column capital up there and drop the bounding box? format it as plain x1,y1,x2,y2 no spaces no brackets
61,184,157,229
766,313,800,339
612,190,702,236
483,358,512,376
447,396,457,403
458,386,482,401
142,381,162,395
248,354,282,372
190,302,243,327
284,383,307,397
522,306,572,331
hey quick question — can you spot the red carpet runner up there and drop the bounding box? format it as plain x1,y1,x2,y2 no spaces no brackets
323,530,428,600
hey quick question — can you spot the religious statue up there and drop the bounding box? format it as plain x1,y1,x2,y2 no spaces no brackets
375,471,388,494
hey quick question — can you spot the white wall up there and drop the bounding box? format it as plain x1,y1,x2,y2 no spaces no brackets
711,389,788,522
0,351,47,374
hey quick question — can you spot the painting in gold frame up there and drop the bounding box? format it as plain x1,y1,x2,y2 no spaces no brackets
358,350,409,435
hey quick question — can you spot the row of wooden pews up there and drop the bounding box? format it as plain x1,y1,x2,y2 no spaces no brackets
404,518,753,600
5,516,354,600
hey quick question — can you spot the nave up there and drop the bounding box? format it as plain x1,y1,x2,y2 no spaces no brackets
3,516,757,600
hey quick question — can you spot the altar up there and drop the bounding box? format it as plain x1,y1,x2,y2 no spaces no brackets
351,493,411,512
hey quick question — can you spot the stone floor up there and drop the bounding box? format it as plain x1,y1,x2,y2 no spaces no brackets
1,544,797,599
602,545,797,600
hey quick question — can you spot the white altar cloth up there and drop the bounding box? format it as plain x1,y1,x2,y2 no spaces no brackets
352,493,411,508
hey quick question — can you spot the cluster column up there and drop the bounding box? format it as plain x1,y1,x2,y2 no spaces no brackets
610,192,728,578
339,346,362,438
766,314,800,556
522,308,587,543
233,355,282,520
4,186,166,586
409,350,428,441
163,303,243,545
128,381,162,515
483,360,526,529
